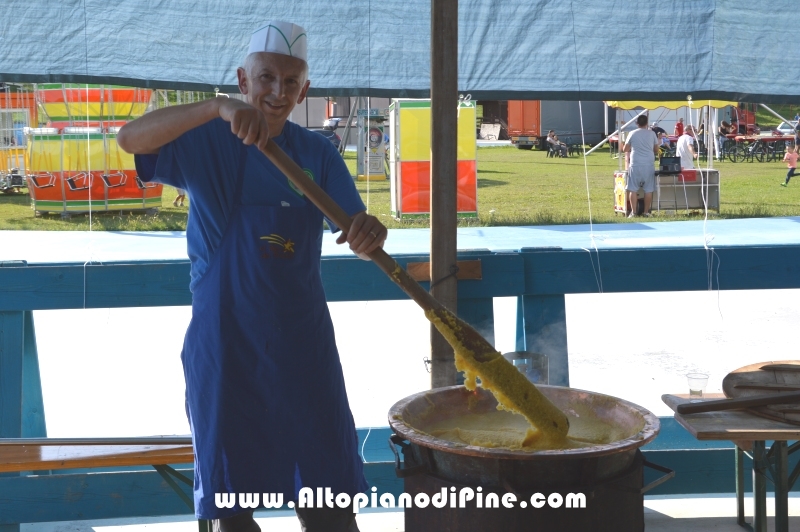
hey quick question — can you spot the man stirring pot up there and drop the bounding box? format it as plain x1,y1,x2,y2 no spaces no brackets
118,21,386,532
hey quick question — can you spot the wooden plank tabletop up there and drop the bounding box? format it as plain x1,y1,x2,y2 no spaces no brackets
662,394,800,441
0,444,193,473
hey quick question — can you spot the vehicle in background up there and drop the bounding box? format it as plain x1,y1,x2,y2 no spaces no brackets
508,100,540,149
730,103,759,135
315,117,342,149
775,121,799,136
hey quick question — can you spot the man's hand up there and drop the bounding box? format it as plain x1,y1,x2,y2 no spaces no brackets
335,211,387,260
218,99,271,151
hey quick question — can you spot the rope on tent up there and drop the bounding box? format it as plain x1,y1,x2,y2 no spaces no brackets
683,97,720,294
366,96,370,213
82,83,95,309
577,101,603,293
569,1,604,294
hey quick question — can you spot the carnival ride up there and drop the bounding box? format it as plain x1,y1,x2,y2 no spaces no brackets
0,84,163,216
0,87,35,194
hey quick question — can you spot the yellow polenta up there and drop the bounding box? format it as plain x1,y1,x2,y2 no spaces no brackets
425,308,570,445
423,407,626,451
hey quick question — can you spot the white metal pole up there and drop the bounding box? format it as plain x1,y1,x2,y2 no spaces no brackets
760,103,794,128
713,107,719,161
585,109,648,156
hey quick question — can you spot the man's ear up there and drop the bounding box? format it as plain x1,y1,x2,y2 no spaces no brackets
296,79,311,104
237,67,249,95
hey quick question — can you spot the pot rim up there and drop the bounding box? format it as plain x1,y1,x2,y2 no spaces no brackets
388,384,660,460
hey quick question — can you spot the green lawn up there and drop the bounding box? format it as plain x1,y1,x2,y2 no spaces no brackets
0,186,191,230
2,146,798,230
351,147,800,229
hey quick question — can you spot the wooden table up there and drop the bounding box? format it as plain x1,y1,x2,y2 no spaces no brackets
663,394,800,532
0,437,206,532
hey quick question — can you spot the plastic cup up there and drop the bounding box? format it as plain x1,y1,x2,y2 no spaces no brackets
686,373,709,397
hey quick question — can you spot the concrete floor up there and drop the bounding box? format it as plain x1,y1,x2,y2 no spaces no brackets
20,495,800,532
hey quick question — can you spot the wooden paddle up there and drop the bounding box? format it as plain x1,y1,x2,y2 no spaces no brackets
676,391,800,415
261,141,569,441
760,364,800,372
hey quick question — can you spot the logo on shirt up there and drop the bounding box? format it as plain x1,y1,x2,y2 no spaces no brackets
287,169,315,197
259,233,295,259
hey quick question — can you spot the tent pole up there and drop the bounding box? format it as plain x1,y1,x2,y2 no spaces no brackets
339,96,359,156
713,108,719,161
760,103,794,129
584,109,648,156
429,0,458,389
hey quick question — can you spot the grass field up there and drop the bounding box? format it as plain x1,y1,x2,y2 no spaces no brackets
1,146,798,230
352,147,800,228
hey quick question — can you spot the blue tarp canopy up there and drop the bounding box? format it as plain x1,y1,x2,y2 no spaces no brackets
1,0,797,102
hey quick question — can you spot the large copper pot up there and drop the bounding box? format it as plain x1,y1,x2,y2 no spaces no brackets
389,385,665,531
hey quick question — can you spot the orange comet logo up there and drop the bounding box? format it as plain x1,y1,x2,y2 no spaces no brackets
260,234,295,254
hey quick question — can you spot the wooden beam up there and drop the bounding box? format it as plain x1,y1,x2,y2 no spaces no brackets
429,0,459,388
0,312,24,439
21,311,46,438
406,260,482,282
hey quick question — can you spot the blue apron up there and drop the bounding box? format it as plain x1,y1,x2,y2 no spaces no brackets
182,147,367,519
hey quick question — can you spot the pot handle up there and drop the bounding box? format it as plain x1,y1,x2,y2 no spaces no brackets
604,458,675,495
388,434,427,478
640,459,675,495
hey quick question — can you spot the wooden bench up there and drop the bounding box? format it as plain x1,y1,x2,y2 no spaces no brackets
0,437,209,532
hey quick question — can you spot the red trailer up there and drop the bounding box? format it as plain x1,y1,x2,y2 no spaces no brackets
507,100,541,149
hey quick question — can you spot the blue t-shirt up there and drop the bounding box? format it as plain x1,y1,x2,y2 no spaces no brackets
135,119,365,290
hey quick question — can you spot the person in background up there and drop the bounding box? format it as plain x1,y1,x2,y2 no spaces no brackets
695,123,705,155
546,130,568,157
717,120,734,160
674,117,684,137
696,123,705,138
651,122,667,137
172,188,186,207
658,132,672,156
622,114,659,218
118,21,386,532
676,125,698,170
795,122,800,151
781,145,798,187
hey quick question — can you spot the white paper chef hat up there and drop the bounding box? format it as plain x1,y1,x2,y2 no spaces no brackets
247,21,307,61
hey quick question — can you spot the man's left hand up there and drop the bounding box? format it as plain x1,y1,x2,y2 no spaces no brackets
336,211,387,260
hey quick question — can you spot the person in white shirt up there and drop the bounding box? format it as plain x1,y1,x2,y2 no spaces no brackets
622,114,660,218
676,125,698,169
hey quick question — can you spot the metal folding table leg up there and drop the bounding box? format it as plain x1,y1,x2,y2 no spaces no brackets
736,445,749,529
752,441,768,532
774,441,789,532
152,464,210,532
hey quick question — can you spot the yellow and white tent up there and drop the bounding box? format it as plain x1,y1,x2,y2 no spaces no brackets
606,101,736,110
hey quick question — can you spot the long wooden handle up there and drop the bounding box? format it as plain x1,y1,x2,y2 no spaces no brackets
262,141,441,313
262,142,570,437
760,364,800,372
676,391,800,415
